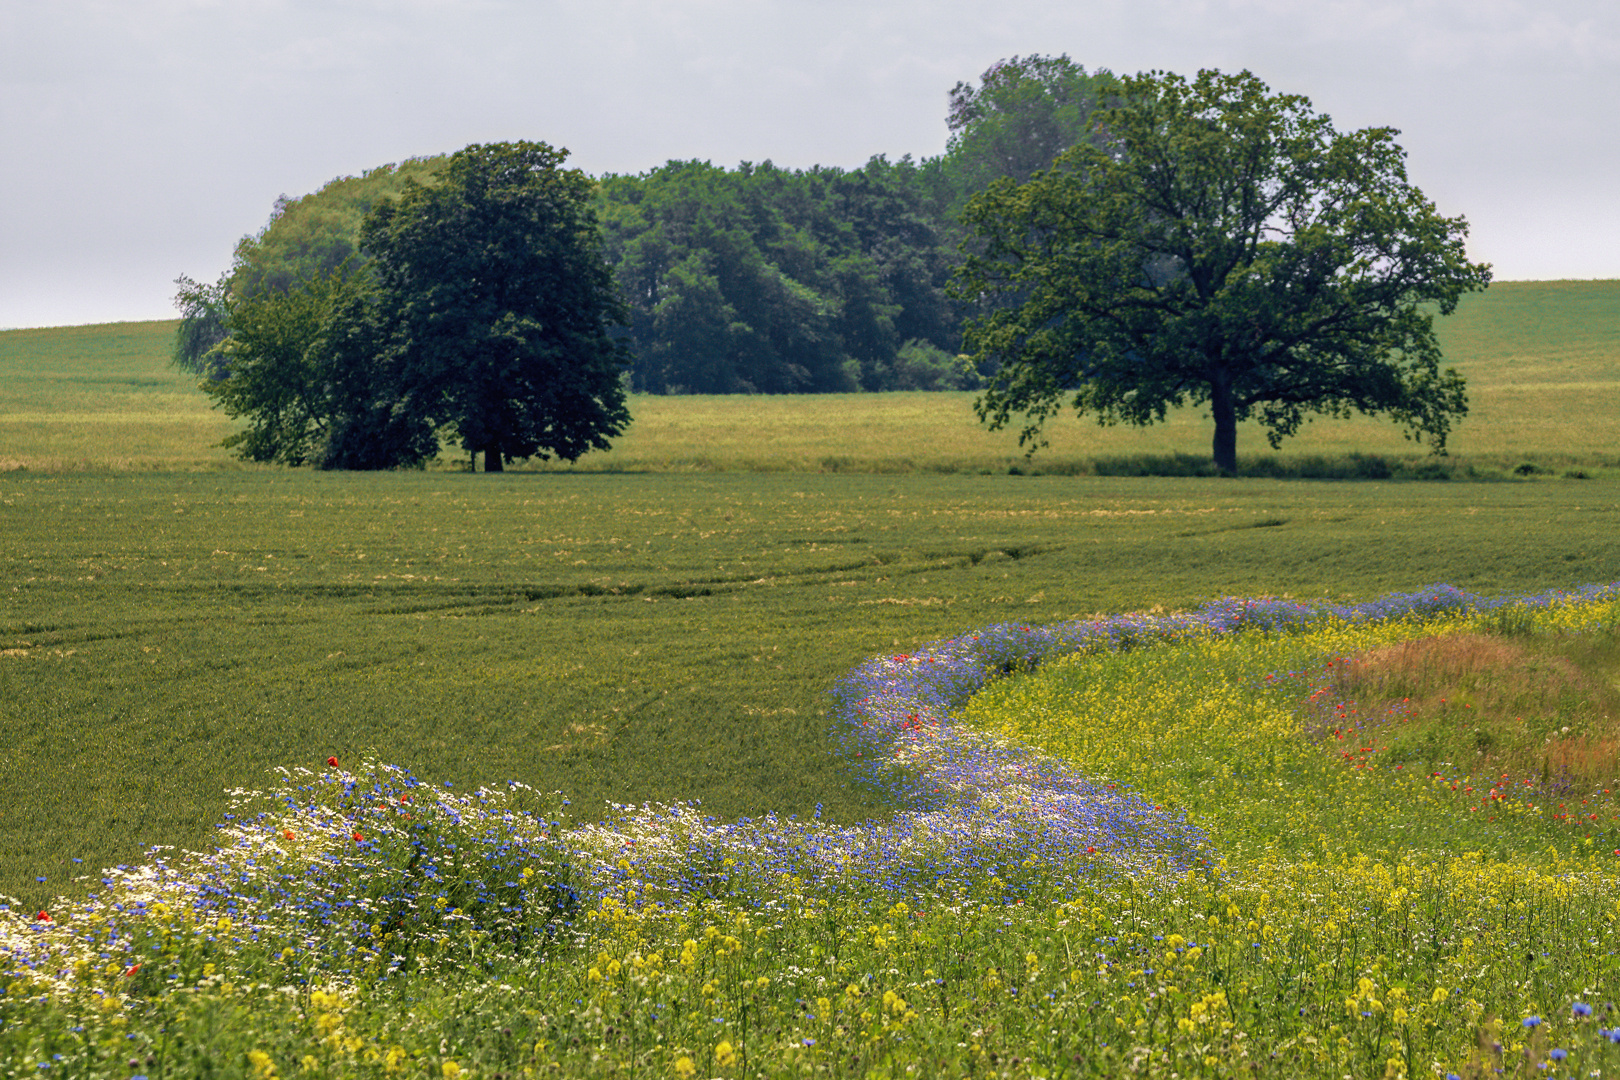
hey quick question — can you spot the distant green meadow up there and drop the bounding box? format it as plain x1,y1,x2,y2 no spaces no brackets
2,281,1620,1077
2,280,1619,476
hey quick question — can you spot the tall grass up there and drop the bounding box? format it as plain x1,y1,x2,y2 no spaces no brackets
1305,631,1620,790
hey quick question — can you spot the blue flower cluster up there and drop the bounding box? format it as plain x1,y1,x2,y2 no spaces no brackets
0,762,576,988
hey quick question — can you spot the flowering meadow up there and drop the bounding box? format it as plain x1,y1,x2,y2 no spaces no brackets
6,584,1620,1078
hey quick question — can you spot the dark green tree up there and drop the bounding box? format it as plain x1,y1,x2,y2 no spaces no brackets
174,158,447,386
184,148,968,400
361,141,632,471
192,261,459,471
597,160,852,394
596,156,959,393
954,68,1492,475
314,283,443,471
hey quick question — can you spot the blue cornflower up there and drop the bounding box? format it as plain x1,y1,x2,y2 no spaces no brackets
1573,1002,1593,1017
1524,1015,1542,1028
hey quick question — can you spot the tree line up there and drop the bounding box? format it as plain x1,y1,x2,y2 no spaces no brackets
175,56,1118,397
178,57,1487,472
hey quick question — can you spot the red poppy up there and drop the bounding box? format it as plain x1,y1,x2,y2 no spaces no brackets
327,757,339,768
352,831,364,843
124,964,140,977
283,829,295,841
35,910,49,922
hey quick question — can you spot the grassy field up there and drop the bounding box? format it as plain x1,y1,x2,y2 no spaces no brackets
1,279,1617,474
0,321,226,471
2,282,1619,1076
578,279,1620,474
4,469,1620,912
1,279,1619,903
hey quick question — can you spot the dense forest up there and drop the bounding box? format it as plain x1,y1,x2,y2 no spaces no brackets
175,56,1117,394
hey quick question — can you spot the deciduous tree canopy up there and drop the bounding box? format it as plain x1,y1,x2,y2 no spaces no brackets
231,158,446,299
944,54,1119,196
170,272,230,375
198,142,631,471
954,68,1492,474
180,58,1491,479
360,141,632,472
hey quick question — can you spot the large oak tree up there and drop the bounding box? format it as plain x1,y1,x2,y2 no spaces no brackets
954,69,1492,474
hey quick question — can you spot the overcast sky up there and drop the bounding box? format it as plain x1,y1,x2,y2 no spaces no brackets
2,0,1616,329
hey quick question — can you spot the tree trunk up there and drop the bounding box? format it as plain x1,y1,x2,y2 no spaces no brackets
484,444,503,473
1210,369,1238,476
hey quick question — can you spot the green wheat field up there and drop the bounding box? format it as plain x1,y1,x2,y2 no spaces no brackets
2,280,1620,1078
